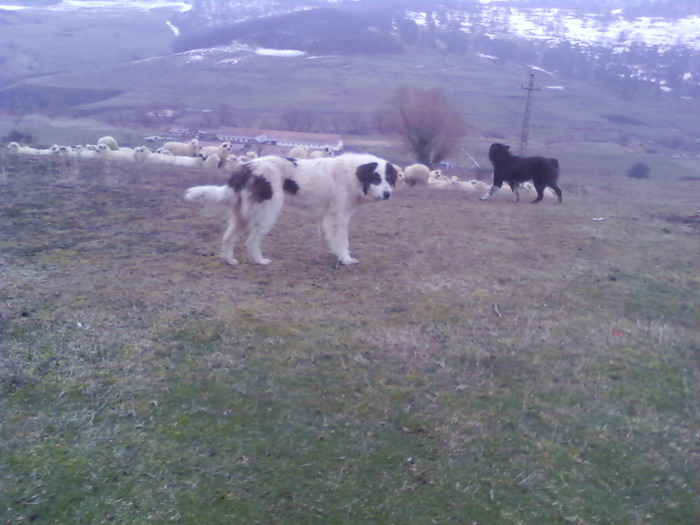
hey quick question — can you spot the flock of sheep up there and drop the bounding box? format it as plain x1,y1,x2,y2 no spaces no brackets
4,136,260,172
400,161,556,199
4,135,554,199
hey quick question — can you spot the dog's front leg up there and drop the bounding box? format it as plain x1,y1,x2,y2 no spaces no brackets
322,214,358,265
221,212,240,265
480,183,500,201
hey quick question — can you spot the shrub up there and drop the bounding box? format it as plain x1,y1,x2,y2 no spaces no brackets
2,130,36,145
626,162,651,179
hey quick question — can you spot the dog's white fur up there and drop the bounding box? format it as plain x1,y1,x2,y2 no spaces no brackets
184,153,398,266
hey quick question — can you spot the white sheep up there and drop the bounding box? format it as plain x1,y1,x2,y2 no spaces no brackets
203,153,224,170
74,144,99,160
453,179,488,193
97,136,119,151
239,150,258,162
134,145,175,165
309,146,335,158
9,143,40,155
6,142,49,155
222,154,241,171
6,142,21,154
288,146,309,158
402,163,431,186
162,138,199,157
519,181,556,199
45,144,62,155
200,142,233,162
98,142,135,162
428,173,459,189
172,152,208,168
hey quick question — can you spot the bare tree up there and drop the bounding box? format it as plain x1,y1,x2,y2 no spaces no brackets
390,85,467,167
281,109,316,132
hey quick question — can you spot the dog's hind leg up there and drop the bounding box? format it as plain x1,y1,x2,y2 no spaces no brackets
244,198,283,265
551,184,563,203
509,181,520,202
531,182,545,203
221,210,243,265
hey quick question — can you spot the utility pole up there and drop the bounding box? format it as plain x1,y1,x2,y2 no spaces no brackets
519,70,541,156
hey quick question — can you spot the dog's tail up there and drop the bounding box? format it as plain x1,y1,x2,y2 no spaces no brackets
184,185,233,203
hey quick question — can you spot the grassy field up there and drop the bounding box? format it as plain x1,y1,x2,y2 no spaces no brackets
0,153,698,524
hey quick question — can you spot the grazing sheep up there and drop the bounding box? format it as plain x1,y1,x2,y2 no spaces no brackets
222,154,241,171
428,173,459,189
520,181,556,199
402,163,431,186
6,142,21,154
203,153,223,171
134,145,175,165
239,151,258,162
74,144,99,160
172,152,208,168
6,142,48,155
288,146,309,158
98,143,135,162
162,138,200,157
97,136,120,151
46,144,63,155
454,179,489,193
309,146,335,158
481,143,562,203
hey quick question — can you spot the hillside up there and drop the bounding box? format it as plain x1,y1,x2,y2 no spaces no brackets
0,0,698,174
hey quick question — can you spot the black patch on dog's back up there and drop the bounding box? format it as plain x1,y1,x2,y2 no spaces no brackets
250,176,273,202
228,164,272,202
283,178,300,195
356,162,379,195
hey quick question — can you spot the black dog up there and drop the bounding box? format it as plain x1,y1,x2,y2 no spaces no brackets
481,143,562,203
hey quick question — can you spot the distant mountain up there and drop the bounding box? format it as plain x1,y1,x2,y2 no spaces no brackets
171,0,700,100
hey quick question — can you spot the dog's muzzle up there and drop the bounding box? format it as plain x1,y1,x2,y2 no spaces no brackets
381,191,391,200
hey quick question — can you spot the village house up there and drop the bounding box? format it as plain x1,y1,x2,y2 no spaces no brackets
216,127,343,154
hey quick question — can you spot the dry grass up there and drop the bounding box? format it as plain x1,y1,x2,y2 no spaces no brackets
1,152,698,524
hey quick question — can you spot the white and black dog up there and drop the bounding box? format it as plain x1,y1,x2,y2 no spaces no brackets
481,143,562,203
184,153,399,266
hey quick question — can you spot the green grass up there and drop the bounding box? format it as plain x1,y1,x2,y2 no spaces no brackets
1,154,698,524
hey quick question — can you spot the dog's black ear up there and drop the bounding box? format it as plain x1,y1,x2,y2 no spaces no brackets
385,163,399,187
356,162,379,195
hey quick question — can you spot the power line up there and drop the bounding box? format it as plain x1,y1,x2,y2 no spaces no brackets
519,71,541,156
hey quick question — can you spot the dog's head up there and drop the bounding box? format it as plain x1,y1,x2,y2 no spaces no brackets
489,143,511,164
356,160,398,200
